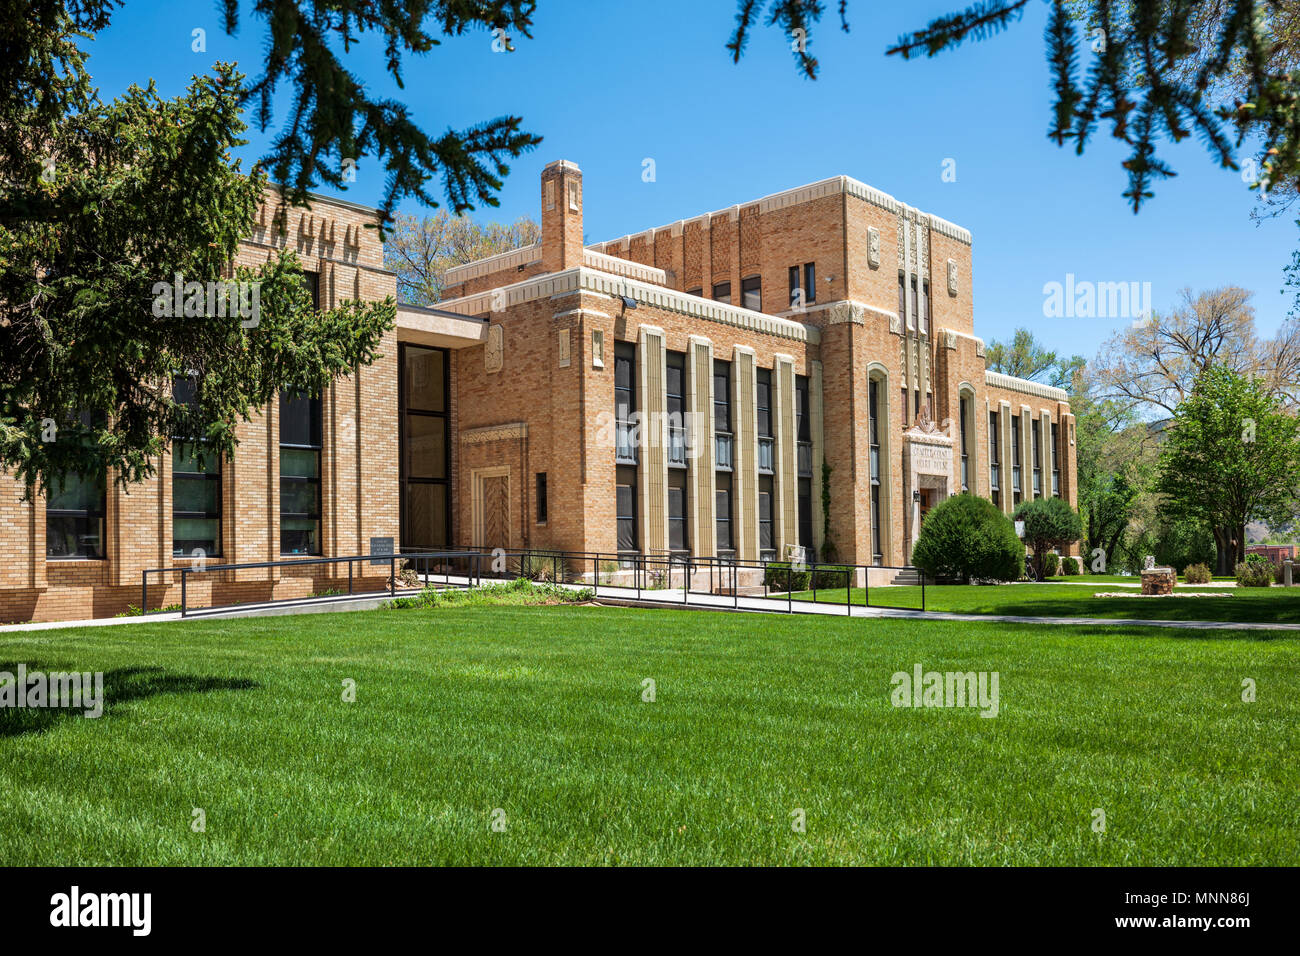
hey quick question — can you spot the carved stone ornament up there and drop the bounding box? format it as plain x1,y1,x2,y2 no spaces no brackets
867,227,881,268
946,258,958,296
485,324,504,373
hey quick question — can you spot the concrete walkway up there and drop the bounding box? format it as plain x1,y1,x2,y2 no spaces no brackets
0,577,1295,633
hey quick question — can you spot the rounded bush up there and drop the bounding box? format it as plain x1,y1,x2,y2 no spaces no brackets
1235,554,1274,587
912,493,1024,583
1013,497,1083,581
1043,552,1060,578
1182,562,1212,584
1061,555,1080,575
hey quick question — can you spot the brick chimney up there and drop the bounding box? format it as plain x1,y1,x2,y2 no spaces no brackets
541,160,583,273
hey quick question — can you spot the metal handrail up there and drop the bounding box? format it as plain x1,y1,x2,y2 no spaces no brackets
141,545,927,618
141,550,476,618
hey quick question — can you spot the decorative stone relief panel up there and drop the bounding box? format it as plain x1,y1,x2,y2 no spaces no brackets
946,258,958,296
557,328,571,367
485,324,504,373
867,227,880,269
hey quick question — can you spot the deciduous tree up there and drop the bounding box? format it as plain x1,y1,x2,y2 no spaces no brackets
1157,365,1300,573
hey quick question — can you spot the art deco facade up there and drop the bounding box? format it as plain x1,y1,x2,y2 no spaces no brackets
0,160,1075,622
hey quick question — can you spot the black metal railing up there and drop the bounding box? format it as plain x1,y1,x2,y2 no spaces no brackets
140,546,927,619
141,551,477,618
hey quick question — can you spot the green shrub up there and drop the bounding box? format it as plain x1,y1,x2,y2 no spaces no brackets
1060,555,1080,575
1183,562,1212,584
1043,552,1060,578
1013,498,1083,581
912,493,1024,583
811,564,854,590
1235,554,1274,588
389,577,593,609
764,562,810,592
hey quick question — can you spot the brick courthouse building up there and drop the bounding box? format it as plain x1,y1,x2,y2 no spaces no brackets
0,160,1076,622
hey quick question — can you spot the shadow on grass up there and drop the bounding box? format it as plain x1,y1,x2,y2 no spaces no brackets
0,663,258,737
941,597,1299,627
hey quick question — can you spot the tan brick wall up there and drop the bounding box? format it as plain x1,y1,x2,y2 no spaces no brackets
0,190,398,622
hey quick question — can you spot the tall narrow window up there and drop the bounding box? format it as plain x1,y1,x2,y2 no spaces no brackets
615,342,636,464
869,379,882,564
959,395,971,492
741,275,761,312
46,411,105,559
715,472,733,558
788,266,801,308
536,473,548,524
616,467,638,558
756,368,773,474
920,280,930,334
401,344,450,551
1051,422,1061,497
796,374,813,553
617,464,638,558
758,475,774,561
666,351,687,468
668,469,688,555
989,410,1001,509
301,269,320,309
1011,414,1022,505
712,281,731,304
803,263,816,303
897,272,906,323
910,277,919,331
172,375,221,557
280,391,322,555
1032,418,1043,498
713,359,732,470
795,374,812,478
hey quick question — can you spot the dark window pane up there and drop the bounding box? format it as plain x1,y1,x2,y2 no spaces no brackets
47,514,104,558
405,415,447,480
174,477,220,515
712,282,731,304
280,479,319,516
279,392,321,447
280,519,318,556
804,263,816,303
280,447,320,480
741,276,761,312
174,518,219,556
404,347,446,413
47,472,103,512
405,483,448,551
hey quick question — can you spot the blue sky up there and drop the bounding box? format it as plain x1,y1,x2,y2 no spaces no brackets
87,0,1293,362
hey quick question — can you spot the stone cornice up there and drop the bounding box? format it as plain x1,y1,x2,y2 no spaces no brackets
590,175,973,251
985,371,1069,404
443,243,542,283
436,268,820,345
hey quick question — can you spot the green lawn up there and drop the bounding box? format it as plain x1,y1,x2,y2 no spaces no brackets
790,582,1300,622
1,603,1296,865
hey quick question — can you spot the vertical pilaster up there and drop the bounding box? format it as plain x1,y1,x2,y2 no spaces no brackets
732,346,758,561
999,400,1013,515
687,336,715,557
1039,409,1052,499
774,354,798,556
810,359,825,556
1019,404,1033,503
638,325,668,554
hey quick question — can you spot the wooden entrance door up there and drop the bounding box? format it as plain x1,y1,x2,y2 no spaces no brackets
473,468,511,550
918,488,934,525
